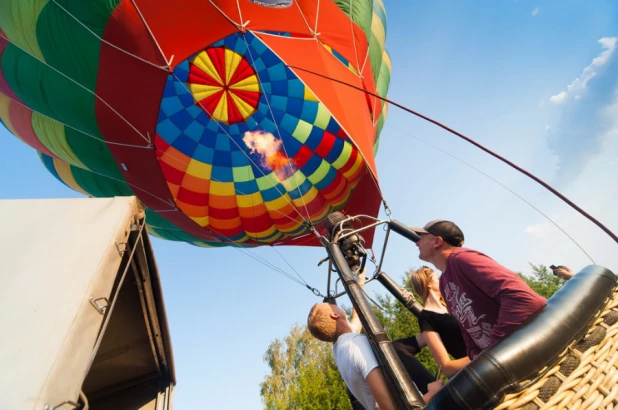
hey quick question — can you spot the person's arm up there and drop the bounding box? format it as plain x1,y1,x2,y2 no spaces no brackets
454,252,546,346
552,265,574,280
367,367,444,407
349,308,362,334
423,331,471,377
423,380,444,402
415,333,427,349
365,367,395,410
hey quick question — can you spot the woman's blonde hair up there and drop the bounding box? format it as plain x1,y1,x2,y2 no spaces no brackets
408,266,446,307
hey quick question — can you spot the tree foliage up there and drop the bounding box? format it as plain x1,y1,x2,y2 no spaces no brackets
261,265,564,409
518,263,564,299
260,325,352,409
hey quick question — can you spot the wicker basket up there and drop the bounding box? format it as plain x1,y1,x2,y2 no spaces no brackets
495,287,618,410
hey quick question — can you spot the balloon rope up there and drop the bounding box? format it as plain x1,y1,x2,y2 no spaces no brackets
151,215,314,290
32,146,316,289
272,246,311,287
153,146,306,227
293,1,315,35
129,0,173,67
169,72,314,228
2,95,308,241
235,0,245,27
348,0,362,74
1,32,315,245
253,30,387,209
207,0,243,30
50,0,169,71
391,125,596,264
314,0,321,35
0,34,152,145
288,65,618,246
241,33,313,225
0,94,151,149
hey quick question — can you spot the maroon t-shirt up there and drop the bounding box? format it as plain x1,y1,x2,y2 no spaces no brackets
439,248,546,359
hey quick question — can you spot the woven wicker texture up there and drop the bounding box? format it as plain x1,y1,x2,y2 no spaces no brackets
495,287,618,410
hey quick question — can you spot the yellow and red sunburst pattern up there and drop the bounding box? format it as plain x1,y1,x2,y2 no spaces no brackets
188,48,261,124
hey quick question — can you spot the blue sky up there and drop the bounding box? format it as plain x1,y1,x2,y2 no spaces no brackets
1,1,617,409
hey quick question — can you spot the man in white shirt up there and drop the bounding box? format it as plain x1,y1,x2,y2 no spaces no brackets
307,285,442,409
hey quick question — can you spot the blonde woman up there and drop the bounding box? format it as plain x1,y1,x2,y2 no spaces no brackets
409,266,471,378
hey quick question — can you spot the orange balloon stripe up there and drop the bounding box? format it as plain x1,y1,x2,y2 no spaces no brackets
181,173,211,194
176,199,209,218
238,204,268,218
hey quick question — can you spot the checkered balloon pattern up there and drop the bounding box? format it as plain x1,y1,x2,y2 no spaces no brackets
155,33,365,244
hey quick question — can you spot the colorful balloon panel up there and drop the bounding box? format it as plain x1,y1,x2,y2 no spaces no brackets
0,0,391,247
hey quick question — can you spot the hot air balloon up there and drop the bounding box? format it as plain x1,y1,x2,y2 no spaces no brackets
0,0,391,247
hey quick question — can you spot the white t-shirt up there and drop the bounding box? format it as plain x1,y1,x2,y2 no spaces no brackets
333,333,380,410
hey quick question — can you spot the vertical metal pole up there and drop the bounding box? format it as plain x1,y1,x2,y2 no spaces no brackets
381,221,426,318
327,243,425,410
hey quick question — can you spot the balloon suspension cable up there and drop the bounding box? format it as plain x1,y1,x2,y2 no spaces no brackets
288,65,618,246
271,246,312,288
330,271,385,311
325,214,430,320
50,0,170,71
382,200,393,219
0,33,151,145
169,71,314,229
0,58,320,295
242,32,314,225
322,214,390,301
391,125,596,264
0,20,320,298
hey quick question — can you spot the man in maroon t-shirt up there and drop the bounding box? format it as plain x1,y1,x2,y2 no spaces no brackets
410,220,546,362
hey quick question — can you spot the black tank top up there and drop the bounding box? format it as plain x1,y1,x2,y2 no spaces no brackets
418,309,467,359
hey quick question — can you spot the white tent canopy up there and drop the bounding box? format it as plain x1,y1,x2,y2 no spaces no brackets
0,197,175,410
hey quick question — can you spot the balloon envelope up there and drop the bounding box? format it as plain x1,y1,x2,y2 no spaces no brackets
0,0,391,247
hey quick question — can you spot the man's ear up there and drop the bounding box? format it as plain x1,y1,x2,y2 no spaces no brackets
330,312,340,320
433,236,444,248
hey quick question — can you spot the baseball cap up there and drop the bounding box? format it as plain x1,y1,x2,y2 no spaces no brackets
410,220,465,247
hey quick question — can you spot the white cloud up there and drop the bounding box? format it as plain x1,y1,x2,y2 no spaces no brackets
549,37,617,104
524,221,550,238
550,91,566,104
545,125,551,130
598,88,618,140
531,8,539,16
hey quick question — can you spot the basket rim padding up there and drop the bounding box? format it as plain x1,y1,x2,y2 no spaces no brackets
425,265,618,410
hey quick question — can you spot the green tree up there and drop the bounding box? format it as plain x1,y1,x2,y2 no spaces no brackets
260,325,352,409
518,263,564,299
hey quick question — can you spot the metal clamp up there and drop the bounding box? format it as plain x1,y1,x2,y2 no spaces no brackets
44,390,88,410
44,401,80,410
89,296,109,315
115,242,128,256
